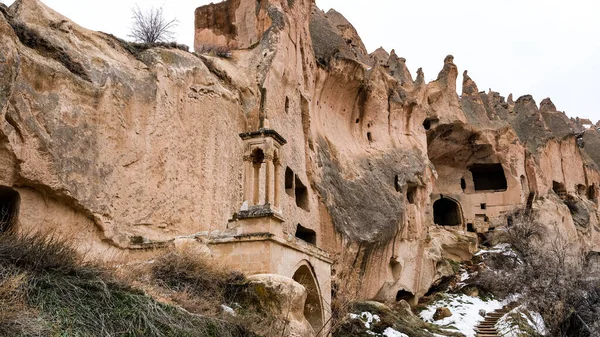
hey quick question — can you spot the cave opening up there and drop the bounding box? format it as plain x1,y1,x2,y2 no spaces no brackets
295,224,317,245
553,181,567,199
460,178,466,191
395,289,414,303
423,118,431,130
433,198,461,226
469,164,507,191
285,167,294,197
588,184,597,201
367,132,373,142
295,176,309,211
0,186,20,233
467,223,476,233
406,184,417,204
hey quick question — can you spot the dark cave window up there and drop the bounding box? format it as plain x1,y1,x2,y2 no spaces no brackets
423,118,431,130
295,224,317,245
367,132,373,142
469,164,507,191
407,184,417,204
395,290,414,302
356,118,360,124
284,96,290,114
467,223,476,233
461,178,466,190
587,184,597,201
0,186,20,233
433,198,461,226
553,181,567,198
285,167,294,197
295,176,309,211
480,203,487,210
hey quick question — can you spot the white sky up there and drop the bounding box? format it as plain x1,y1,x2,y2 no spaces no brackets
3,0,600,123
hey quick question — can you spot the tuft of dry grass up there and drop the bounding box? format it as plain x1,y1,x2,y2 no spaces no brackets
150,248,245,316
0,231,255,336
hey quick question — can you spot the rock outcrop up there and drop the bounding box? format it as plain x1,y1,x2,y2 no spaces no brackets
1,1,599,333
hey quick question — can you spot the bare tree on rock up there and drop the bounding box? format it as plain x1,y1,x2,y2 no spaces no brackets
129,5,177,44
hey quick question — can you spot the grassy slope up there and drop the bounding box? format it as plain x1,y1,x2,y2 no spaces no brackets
0,232,254,337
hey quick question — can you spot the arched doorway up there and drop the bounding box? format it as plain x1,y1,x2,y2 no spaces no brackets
433,198,462,226
292,264,324,333
0,186,20,232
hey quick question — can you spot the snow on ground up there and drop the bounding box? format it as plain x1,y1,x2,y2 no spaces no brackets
348,312,409,337
475,243,518,258
496,305,547,337
419,293,504,337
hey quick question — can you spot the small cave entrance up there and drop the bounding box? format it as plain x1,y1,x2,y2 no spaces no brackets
576,184,587,196
292,265,324,333
295,224,317,245
395,289,415,303
469,164,507,191
295,176,309,211
406,184,417,204
433,198,461,226
588,184,597,201
460,178,466,191
553,181,567,199
423,118,431,130
467,223,476,233
285,167,294,197
0,186,20,233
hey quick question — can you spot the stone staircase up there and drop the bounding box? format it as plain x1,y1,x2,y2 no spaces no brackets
475,302,519,337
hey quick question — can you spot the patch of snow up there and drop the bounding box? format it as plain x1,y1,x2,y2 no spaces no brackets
475,243,517,257
419,293,503,337
382,327,409,337
221,304,236,316
496,305,547,337
460,270,470,282
349,312,380,329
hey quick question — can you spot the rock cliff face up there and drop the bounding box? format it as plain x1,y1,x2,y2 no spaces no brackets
1,0,599,309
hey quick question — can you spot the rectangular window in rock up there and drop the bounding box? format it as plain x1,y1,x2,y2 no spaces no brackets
469,164,507,191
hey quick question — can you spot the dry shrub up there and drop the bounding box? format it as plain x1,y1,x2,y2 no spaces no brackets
196,44,233,58
474,210,600,336
150,249,244,316
325,247,365,336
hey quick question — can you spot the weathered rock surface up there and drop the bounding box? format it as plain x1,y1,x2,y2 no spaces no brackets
1,0,599,323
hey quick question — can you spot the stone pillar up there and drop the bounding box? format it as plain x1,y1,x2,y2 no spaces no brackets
273,162,280,209
265,156,274,205
243,156,252,203
253,162,261,205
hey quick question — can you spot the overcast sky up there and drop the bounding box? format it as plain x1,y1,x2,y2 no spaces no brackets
4,0,599,122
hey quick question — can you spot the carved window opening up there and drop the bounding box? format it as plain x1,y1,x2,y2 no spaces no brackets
295,176,309,211
367,132,373,142
480,203,487,210
0,186,20,233
577,184,587,196
469,164,507,191
433,198,461,226
553,181,567,199
588,184,597,201
406,184,417,204
295,224,316,245
285,167,294,197
423,118,431,130
356,118,360,124
284,96,290,114
467,223,476,233
292,265,323,332
460,178,466,191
